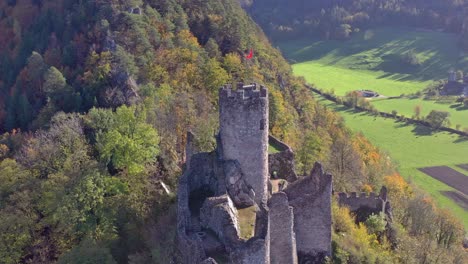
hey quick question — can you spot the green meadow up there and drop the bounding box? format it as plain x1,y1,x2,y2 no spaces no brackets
293,62,428,96
317,96,468,228
372,97,468,128
277,27,468,228
278,27,468,96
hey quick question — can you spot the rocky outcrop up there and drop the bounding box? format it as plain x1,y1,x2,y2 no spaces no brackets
224,160,256,208
101,72,140,107
200,195,242,252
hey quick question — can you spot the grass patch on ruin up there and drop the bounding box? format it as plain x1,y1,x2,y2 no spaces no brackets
372,98,468,128
315,95,468,228
277,27,468,96
268,142,282,154
270,179,287,193
237,206,256,240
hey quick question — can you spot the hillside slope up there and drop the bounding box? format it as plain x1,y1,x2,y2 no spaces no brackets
0,1,465,263
0,1,362,263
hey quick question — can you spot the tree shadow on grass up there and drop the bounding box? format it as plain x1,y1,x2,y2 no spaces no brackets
393,121,411,129
453,136,468,144
411,125,434,136
448,104,468,112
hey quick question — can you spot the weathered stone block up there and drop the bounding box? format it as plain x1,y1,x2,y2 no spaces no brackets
230,239,270,264
224,160,255,208
269,192,298,264
200,195,242,251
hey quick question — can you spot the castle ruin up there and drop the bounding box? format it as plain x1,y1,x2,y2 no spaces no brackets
177,83,384,263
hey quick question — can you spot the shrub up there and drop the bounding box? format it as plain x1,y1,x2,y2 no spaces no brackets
344,91,360,108
361,184,373,194
425,110,450,129
391,110,397,116
332,201,355,233
414,105,421,119
401,50,421,66
365,213,387,235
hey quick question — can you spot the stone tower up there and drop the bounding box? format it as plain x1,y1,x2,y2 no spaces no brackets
219,83,269,205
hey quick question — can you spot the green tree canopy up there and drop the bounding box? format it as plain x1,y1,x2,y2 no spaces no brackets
89,106,160,175
44,67,67,96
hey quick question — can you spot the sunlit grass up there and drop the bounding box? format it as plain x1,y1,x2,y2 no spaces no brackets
316,96,468,228
277,27,467,96
372,97,468,128
238,206,256,240
278,27,468,228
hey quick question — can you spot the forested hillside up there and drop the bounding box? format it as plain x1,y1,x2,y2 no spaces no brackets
0,0,466,263
244,0,468,49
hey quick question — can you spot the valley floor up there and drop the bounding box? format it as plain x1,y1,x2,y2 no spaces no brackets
277,27,468,228
317,96,468,229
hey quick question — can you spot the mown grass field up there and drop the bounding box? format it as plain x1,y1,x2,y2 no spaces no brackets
372,97,468,128
317,96,468,228
293,62,429,96
277,27,468,96
278,27,468,227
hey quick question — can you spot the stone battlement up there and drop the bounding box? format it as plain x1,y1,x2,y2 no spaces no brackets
338,191,379,201
219,83,268,100
337,187,391,223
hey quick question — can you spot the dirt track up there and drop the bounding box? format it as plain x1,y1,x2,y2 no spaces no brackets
418,166,468,196
457,164,468,172
441,191,468,211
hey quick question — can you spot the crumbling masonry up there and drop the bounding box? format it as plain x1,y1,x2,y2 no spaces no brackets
177,83,383,263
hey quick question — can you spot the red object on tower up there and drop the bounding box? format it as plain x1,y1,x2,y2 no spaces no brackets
245,49,253,59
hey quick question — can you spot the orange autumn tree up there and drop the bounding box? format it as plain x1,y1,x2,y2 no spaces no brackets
352,132,392,189
384,173,413,223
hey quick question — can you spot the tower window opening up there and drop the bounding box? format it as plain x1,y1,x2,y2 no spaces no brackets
260,119,265,130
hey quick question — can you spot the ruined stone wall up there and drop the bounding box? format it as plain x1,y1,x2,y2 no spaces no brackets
338,192,383,212
231,239,270,264
284,162,332,262
229,202,271,264
200,195,242,252
177,168,208,263
337,187,391,222
269,192,297,264
219,84,269,205
185,131,195,171
268,136,298,182
186,152,219,195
